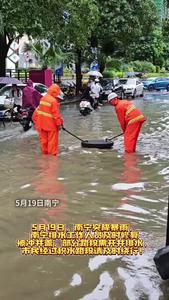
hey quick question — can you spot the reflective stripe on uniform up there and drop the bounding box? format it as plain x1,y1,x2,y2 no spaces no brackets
40,101,51,107
126,105,136,116
36,110,54,118
128,115,145,125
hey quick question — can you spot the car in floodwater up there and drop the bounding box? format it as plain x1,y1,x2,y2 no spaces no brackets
142,77,169,91
0,83,48,122
100,79,124,100
119,78,144,98
0,82,48,101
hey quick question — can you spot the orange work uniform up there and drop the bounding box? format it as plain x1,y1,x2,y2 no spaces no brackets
32,84,64,155
110,99,146,153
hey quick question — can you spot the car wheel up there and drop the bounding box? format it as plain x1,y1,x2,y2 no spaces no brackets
132,89,136,99
148,85,154,91
167,85,169,92
120,90,124,99
4,109,12,122
140,90,144,97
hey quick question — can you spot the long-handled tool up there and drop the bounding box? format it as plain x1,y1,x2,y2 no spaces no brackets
154,195,169,280
62,127,122,149
106,132,123,141
62,127,85,142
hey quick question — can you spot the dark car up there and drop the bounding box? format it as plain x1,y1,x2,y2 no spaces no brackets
100,79,124,100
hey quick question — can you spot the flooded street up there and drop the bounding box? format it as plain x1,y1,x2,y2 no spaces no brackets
1,95,169,300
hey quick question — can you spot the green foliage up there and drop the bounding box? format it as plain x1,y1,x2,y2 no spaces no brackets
156,65,161,73
0,0,168,81
23,41,71,69
164,59,169,70
0,0,66,38
120,64,133,72
62,0,99,51
102,69,124,78
129,61,156,73
102,70,114,78
95,0,159,62
106,58,122,71
0,12,3,34
143,72,169,78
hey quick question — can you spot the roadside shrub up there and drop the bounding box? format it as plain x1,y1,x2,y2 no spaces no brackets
106,58,122,71
160,67,166,73
121,64,133,72
103,69,125,78
142,72,169,78
115,71,125,78
164,59,169,71
103,69,115,78
156,66,160,73
129,61,156,73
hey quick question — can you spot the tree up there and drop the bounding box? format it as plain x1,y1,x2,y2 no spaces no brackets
0,0,66,76
60,0,99,93
22,40,70,69
93,0,159,70
128,29,166,67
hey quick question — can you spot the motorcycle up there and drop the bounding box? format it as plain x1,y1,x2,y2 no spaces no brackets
0,107,12,126
18,108,34,132
0,102,34,131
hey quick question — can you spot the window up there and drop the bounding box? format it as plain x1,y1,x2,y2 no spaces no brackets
104,83,113,90
34,84,48,94
119,79,127,84
0,86,11,97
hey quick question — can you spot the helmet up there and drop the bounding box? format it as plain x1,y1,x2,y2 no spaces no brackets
95,78,99,83
107,92,118,102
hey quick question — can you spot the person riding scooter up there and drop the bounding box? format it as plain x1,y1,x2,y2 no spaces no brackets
20,79,42,131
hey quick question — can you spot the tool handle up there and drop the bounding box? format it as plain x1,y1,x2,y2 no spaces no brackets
166,195,169,246
106,132,123,141
62,126,84,142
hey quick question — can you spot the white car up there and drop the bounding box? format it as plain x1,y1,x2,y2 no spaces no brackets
0,83,48,106
119,78,144,98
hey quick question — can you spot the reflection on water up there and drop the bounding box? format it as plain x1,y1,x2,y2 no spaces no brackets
32,157,68,223
0,97,169,299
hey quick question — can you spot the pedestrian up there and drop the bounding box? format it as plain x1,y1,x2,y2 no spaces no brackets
22,79,42,110
94,78,103,105
10,84,22,106
32,84,64,156
107,92,146,153
21,79,42,131
90,78,102,109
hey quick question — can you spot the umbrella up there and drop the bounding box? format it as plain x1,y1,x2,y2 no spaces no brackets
0,77,23,85
87,70,103,78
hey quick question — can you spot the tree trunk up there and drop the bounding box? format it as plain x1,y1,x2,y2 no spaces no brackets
99,56,106,73
0,34,9,77
98,53,106,73
75,49,82,95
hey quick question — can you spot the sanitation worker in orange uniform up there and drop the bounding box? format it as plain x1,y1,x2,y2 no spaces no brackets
32,84,64,155
108,92,146,153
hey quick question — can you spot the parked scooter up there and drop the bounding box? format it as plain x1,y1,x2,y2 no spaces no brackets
79,99,93,116
0,107,12,126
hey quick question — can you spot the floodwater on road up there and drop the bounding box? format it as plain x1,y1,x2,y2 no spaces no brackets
0,95,169,300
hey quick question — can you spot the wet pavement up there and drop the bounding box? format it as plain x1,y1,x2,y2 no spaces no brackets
0,94,169,299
